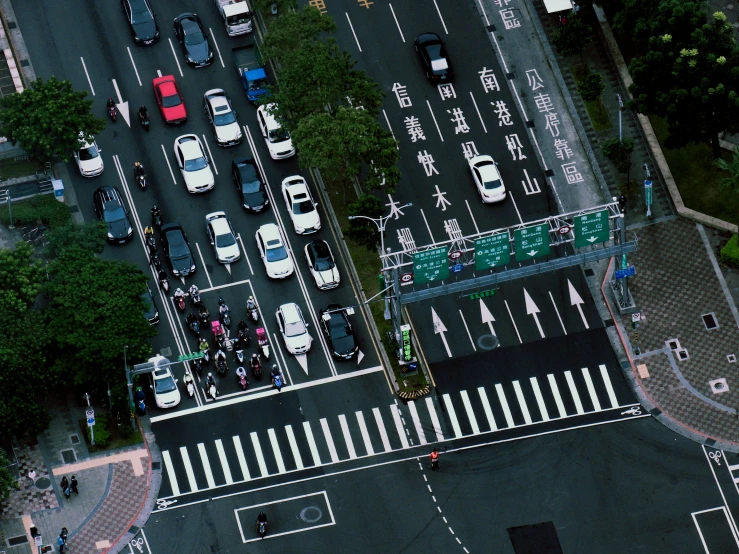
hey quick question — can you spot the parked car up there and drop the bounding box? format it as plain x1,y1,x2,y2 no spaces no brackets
173,13,213,67
141,282,160,325
161,223,196,277
282,175,320,234
255,223,294,279
414,32,454,84
149,355,180,408
203,89,243,146
205,211,240,264
276,303,312,355
93,186,133,244
174,134,215,193
153,75,187,124
319,304,358,360
121,0,160,45
232,157,268,212
468,155,506,203
256,104,295,160
304,240,339,290
74,133,104,177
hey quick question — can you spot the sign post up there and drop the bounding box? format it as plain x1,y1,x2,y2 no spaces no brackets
574,210,610,248
474,233,510,270
86,408,95,446
412,247,449,285
644,179,653,218
514,224,550,262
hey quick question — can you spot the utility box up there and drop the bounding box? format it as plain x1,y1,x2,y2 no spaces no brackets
51,179,64,202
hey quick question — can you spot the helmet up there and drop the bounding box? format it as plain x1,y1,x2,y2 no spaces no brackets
248,296,254,301
272,364,278,371
152,204,158,211
140,104,146,110
208,372,213,378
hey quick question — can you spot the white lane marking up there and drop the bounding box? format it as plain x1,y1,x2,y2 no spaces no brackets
160,144,177,185
530,377,550,421
460,391,480,435
197,443,216,489
250,432,269,477
267,428,286,474
390,404,410,448
338,415,358,459
477,387,497,431
168,38,184,76
80,57,95,95
547,374,567,418
465,199,480,234
509,191,523,224
469,92,487,133
426,100,444,141
600,365,620,408
475,0,491,26
523,288,545,339
442,394,463,438
433,0,449,34
425,397,445,441
233,435,251,481
236,234,254,275
303,421,323,466
273,333,293,387
504,300,522,343
407,401,427,445
549,291,567,335
382,109,397,145
194,242,214,288
201,134,218,175
373,408,392,452
581,367,601,412
126,47,142,87
564,371,585,414
568,279,589,330
209,28,225,68
480,299,496,337
320,418,340,463
459,310,476,351
162,451,180,496
180,446,198,492
345,13,362,52
495,384,515,428
215,439,233,485
295,353,308,375
355,411,374,455
420,209,436,243
285,425,304,470
112,79,131,127
512,381,532,425
701,445,739,540
431,307,452,358
389,4,405,42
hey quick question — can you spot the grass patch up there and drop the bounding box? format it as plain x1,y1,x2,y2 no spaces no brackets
0,194,72,228
0,156,44,180
650,116,739,226
571,64,612,132
78,416,143,453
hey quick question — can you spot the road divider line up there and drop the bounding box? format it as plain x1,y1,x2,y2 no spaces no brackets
285,425,304,470
126,47,142,87
433,0,449,34
250,432,269,477
303,421,323,466
160,144,177,185
600,365,620,408
465,199,480,235
345,13,362,52
194,242,213,288
267,429,287,474
512,381,532,425
459,310,476,351
549,291,567,335
232,436,251,481
390,404,410,448
503,300,522,344
420,209,436,243
564,371,585,414
495,384,515,428
388,4,405,42
407,401,427,445
338,415,357,459
460,391,480,435
469,91,487,133
80,57,94,96
529,377,550,421
425,397,445,441
581,367,601,412
214,440,233,485
161,451,180,496
382,109,397,145
236,234,254,275
168,38,184,76
426,100,444,141
197,443,216,489
320,418,340,463
355,412,374,456
373,408,392,452
201,134,218,175
477,388,497,432
547,374,568,418
273,333,293,387
209,28,225,68
180,447,198,492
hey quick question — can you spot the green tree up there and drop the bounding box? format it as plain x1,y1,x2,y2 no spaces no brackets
44,221,106,259
261,6,336,59
552,14,593,58
602,137,634,173
346,194,386,250
45,247,155,386
714,149,739,191
251,0,297,17
0,76,105,162
577,71,605,101
0,448,16,499
612,0,705,44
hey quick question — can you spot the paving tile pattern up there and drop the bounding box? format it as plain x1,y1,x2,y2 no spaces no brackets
0,445,58,519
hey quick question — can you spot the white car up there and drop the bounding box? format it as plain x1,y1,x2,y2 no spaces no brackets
148,355,181,409
205,211,240,264
74,133,104,177
174,134,215,193
281,175,321,234
469,155,506,203
275,303,312,354
256,104,295,160
304,239,339,290
255,223,294,279
203,89,243,146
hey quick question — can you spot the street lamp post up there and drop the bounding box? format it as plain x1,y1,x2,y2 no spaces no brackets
124,345,136,431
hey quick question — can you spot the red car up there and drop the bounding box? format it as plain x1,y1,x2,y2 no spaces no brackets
153,75,187,125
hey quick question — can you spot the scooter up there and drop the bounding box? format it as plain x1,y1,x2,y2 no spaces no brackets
250,357,262,379
234,347,245,365
219,299,232,328
187,315,200,337
216,357,228,376
193,358,203,376
256,520,268,539
256,327,270,360
138,110,150,131
207,382,218,400
150,254,162,270
107,105,117,122
272,373,283,391
152,208,163,229
236,368,248,390
247,304,259,323
158,270,169,293
174,289,186,312
137,173,147,190
183,373,195,397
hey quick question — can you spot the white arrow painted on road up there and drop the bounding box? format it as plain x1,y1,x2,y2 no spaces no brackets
567,279,589,329
112,79,130,127
523,288,545,339
357,350,365,366
224,263,232,275
479,298,496,336
295,353,308,375
431,307,452,358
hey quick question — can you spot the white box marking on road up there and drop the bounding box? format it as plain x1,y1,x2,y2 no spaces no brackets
442,394,463,438
477,388,498,432
161,450,180,496
599,364,619,408
320,418,341,463
338,414,358,459
284,425,304,470
180,446,198,492
373,408,392,452
232,436,250,481
390,404,411,448
529,377,550,422
407,401,427,445
565,370,585,414
581,367,602,412
495,384,515,428
250,432,269,477
355,411,374,456
460,391,480,435
197,443,216,489
425,397,445,441
512,381,533,425
547,374,568,418
214,439,233,485
302,421,323,467
267,428,287,474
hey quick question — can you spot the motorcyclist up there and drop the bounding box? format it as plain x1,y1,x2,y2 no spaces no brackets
250,353,260,371
189,284,200,303
174,288,186,302
106,97,115,109
219,298,229,315
215,349,227,362
138,104,149,121
157,268,168,283
198,337,210,353
144,225,154,239
151,204,162,219
270,364,284,390
134,161,145,178
206,372,216,389
183,372,194,391
238,320,249,334
186,313,198,326
236,365,247,379
256,511,268,533
246,296,257,311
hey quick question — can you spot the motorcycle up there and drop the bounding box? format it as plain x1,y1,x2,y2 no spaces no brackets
219,298,231,328
207,382,218,400
146,235,157,257
107,104,117,122
199,306,210,327
247,303,259,323
183,373,195,397
138,110,150,131
256,327,270,360
174,289,186,312
250,356,262,379
256,520,268,539
159,275,170,293
190,289,203,308
272,372,283,391
186,314,200,337
236,368,248,390
216,358,228,376
193,358,203,376
150,253,162,270
234,347,245,365
152,207,163,229
136,173,147,190
237,322,250,348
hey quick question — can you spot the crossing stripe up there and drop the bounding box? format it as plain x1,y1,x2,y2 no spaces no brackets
214,439,233,485
547,374,568,418
267,428,287,474
390,404,411,448
442,394,463,438
197,443,216,489
302,421,323,466
162,451,180,496
477,387,498,431
495,384,515,428
180,446,198,492
512,381,532,425
250,432,269,477
355,411,374,456
599,365,619,408
320,418,340,463
581,367,601,412
232,436,250,481
460,391,480,435
564,371,585,414
284,425,304,470
529,377,550,421
339,415,358,459
425,397,445,441
407,401,427,445
373,408,392,452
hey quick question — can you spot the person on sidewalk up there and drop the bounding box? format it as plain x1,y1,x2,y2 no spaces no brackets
60,476,69,495
70,475,78,495
27,469,37,484
58,533,67,553
430,449,440,470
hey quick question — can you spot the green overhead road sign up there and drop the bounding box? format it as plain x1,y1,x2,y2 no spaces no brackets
574,210,610,248
475,233,510,270
178,351,205,362
413,247,449,285
514,224,550,261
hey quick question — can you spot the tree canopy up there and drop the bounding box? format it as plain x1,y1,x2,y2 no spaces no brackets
346,194,386,250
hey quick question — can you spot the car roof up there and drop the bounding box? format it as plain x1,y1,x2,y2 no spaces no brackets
206,92,230,110
207,214,231,234
279,302,301,322
95,186,121,203
153,75,177,88
259,104,280,128
177,135,202,157
309,239,331,257
471,156,500,179
258,223,281,242
161,222,183,233
417,32,441,45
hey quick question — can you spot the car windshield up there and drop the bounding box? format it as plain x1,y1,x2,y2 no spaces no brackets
285,319,306,337
79,145,99,161
314,255,335,272
184,156,207,172
293,198,314,215
265,242,287,262
161,93,181,108
214,110,237,126
268,127,290,143
215,231,236,248
104,205,126,222
226,13,250,25
330,317,352,339
155,375,177,394
248,78,268,92
131,9,152,24
242,180,261,194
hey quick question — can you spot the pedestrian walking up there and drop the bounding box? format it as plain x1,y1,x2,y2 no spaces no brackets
430,448,440,471
27,469,37,484
57,533,66,553
60,476,68,492
70,476,78,495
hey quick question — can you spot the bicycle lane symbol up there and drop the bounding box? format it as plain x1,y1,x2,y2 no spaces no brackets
128,529,152,554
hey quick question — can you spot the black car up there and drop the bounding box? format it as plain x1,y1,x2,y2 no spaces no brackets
160,223,196,277
232,157,269,212
414,32,454,84
121,0,160,45
141,283,160,325
173,13,213,67
93,186,134,244
319,304,359,360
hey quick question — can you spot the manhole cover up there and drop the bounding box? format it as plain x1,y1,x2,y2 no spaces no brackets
35,477,51,490
61,449,76,464
477,334,499,350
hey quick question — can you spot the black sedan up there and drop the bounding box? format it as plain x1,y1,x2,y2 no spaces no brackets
414,32,454,84
93,186,133,244
141,282,160,325
173,13,213,67
160,223,196,277
319,304,359,360
232,157,269,212
121,0,160,45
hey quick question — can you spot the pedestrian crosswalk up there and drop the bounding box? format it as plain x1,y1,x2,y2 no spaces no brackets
159,364,635,498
